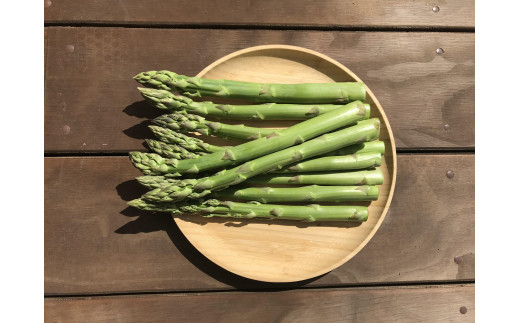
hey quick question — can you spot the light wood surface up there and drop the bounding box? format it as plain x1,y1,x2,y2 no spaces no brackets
44,0,474,29
44,154,474,294
45,284,475,322
44,28,475,152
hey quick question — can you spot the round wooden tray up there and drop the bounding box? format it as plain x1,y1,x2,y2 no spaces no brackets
174,45,397,283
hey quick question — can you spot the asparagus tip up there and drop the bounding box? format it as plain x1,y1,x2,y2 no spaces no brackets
134,71,157,82
127,198,143,208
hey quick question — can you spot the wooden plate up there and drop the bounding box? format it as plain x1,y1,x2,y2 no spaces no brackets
174,45,397,283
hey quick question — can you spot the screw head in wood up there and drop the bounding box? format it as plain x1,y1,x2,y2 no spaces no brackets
446,170,455,178
436,48,445,54
432,6,440,12
65,45,75,52
45,0,52,8
460,306,467,314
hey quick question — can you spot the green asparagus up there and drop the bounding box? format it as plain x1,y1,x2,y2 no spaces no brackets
153,113,275,140
128,198,369,222
211,185,379,203
248,169,384,186
274,152,382,173
139,87,353,120
146,139,202,159
142,118,380,202
136,168,384,190
142,146,382,173
131,101,370,176
135,71,366,103
149,125,225,153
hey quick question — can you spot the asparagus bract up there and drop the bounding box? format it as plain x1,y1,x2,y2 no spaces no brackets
211,185,379,203
128,198,369,222
142,118,380,202
139,87,351,120
135,71,366,104
153,113,275,140
132,101,370,176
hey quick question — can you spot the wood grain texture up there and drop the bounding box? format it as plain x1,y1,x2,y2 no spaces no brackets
44,0,474,28
44,28,474,152
45,154,474,294
45,285,474,322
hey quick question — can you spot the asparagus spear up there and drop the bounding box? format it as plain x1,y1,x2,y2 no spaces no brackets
138,148,382,173
136,168,384,190
139,87,349,120
145,130,384,168
146,139,202,159
131,101,370,176
153,113,275,140
153,110,385,153
128,198,369,222
142,118,380,203
148,125,225,153
248,169,384,186
135,71,366,104
211,185,379,203
274,152,382,173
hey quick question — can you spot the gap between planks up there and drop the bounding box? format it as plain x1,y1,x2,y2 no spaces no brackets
43,150,475,158
43,22,475,33
45,280,475,299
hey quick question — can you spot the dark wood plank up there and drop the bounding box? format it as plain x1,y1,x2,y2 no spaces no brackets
44,27,474,152
44,285,475,322
45,154,474,294
44,0,474,28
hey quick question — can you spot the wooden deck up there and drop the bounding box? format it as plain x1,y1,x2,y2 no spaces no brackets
44,1,475,321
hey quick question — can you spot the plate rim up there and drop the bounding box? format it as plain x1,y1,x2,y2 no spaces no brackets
174,44,397,282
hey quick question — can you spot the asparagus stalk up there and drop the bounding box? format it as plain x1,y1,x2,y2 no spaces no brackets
274,152,382,173
131,101,370,176
152,110,385,154
142,118,380,202
146,131,384,168
211,185,379,203
146,139,203,159
136,168,384,190
139,87,349,120
139,148,382,172
148,125,225,153
128,198,369,222
135,71,366,104
153,113,275,140
248,169,384,186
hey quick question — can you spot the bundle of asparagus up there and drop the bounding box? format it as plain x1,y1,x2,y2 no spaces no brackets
128,70,385,222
